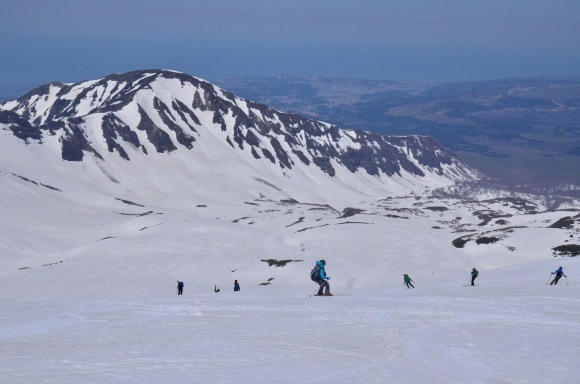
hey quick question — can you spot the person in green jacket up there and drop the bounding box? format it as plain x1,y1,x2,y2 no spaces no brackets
403,274,415,288
470,268,479,286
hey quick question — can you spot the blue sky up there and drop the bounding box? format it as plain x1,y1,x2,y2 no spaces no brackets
1,0,579,97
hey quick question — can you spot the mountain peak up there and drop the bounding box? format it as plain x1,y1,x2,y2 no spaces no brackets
0,69,476,194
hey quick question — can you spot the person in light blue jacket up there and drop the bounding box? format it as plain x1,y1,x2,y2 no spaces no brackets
315,260,332,296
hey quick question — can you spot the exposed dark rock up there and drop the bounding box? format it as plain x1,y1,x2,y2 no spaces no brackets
261,259,304,267
259,278,275,286
115,198,146,207
481,197,539,214
548,217,575,229
452,236,471,248
286,217,305,228
476,236,500,245
136,105,177,153
280,198,300,205
473,210,511,226
101,114,141,160
340,207,365,218
312,157,335,176
425,206,448,212
60,120,103,161
0,110,42,142
552,244,580,257
296,224,330,232
153,97,195,149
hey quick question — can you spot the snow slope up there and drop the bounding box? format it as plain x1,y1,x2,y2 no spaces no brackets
1,154,579,383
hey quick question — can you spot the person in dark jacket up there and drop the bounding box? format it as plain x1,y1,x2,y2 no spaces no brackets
314,260,332,296
177,280,184,295
403,274,415,288
470,268,479,286
234,280,240,291
550,267,567,285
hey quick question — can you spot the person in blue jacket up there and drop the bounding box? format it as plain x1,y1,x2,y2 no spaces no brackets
177,280,184,295
550,267,567,285
315,260,332,296
234,280,240,291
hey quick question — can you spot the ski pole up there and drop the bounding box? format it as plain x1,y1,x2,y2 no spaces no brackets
566,276,569,285
546,274,552,285
313,280,328,295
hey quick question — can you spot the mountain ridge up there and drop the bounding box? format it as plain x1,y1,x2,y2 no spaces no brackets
0,69,475,196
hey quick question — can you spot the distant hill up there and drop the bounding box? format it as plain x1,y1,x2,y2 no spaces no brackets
218,76,580,194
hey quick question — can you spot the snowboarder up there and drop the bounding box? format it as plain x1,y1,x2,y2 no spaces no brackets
470,268,479,286
403,274,415,288
313,259,332,296
177,280,184,295
234,280,240,291
550,266,567,285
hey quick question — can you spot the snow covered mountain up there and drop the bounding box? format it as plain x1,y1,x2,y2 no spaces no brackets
0,69,474,201
1,70,580,383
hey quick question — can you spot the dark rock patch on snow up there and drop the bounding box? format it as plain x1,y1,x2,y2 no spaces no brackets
296,224,330,233
261,259,304,267
476,236,501,245
286,217,305,228
115,198,146,207
340,207,365,218
425,206,448,212
10,173,62,191
548,216,575,229
552,244,580,257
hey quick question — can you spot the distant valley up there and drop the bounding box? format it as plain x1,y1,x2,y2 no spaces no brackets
218,76,580,196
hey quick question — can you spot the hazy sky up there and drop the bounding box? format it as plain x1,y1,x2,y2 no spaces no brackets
1,0,579,97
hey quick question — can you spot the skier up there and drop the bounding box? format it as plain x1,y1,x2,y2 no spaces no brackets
313,259,332,296
214,285,220,293
177,280,184,295
550,266,567,285
234,280,240,291
470,268,479,286
403,274,415,288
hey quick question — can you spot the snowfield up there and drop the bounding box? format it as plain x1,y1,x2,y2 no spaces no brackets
1,261,579,383
1,161,579,383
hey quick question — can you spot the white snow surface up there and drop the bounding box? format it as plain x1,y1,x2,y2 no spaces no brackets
1,73,580,382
